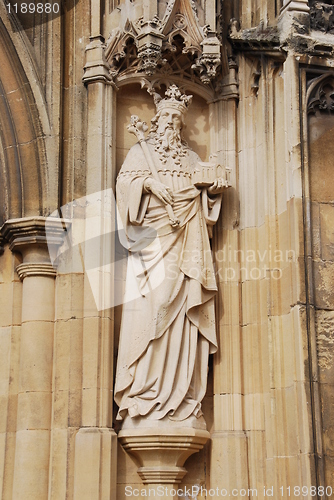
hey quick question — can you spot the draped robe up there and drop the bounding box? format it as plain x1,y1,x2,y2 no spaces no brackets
114,139,222,423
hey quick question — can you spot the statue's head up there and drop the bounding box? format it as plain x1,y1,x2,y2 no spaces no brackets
155,84,193,115
150,85,193,137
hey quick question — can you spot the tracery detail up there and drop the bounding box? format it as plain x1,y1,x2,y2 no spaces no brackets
308,75,334,113
105,0,228,88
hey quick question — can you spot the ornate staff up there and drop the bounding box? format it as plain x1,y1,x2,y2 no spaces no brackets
127,115,180,228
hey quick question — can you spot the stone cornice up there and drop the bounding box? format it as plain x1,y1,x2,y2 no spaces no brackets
0,216,69,252
228,21,283,57
16,262,57,280
229,18,334,59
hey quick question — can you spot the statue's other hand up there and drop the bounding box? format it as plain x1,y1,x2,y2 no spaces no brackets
144,178,174,205
207,177,227,195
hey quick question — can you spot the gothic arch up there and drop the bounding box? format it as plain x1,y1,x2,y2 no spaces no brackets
307,72,334,114
0,4,53,224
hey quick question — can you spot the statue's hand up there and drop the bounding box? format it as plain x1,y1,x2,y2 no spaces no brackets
144,178,174,205
207,177,228,195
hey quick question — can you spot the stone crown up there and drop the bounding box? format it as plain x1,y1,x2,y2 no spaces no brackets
154,84,193,114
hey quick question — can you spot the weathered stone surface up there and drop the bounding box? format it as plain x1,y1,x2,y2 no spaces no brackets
316,310,334,374
309,114,334,203
1,0,334,497
320,203,334,261
310,1,334,33
320,383,334,456
210,432,249,495
313,260,334,309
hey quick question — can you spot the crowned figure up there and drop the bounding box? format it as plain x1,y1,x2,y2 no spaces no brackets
114,85,227,429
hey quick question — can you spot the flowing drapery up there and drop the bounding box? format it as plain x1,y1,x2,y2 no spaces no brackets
114,141,221,422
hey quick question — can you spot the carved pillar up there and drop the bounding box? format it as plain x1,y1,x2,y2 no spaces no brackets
0,217,65,500
208,67,250,498
143,0,157,20
73,13,117,500
205,0,216,30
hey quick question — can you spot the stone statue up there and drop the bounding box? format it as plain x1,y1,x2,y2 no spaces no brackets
114,85,228,430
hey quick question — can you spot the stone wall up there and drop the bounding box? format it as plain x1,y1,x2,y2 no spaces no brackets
0,0,334,498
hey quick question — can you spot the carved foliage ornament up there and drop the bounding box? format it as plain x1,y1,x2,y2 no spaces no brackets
105,0,226,86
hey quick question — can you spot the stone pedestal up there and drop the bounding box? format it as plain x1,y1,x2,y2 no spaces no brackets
119,428,209,499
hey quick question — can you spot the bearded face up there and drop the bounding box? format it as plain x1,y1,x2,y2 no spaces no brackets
156,108,183,152
151,107,188,165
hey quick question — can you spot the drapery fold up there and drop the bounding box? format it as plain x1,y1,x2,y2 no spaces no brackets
115,141,221,422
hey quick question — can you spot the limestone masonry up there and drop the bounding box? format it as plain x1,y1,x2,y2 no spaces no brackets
0,0,333,499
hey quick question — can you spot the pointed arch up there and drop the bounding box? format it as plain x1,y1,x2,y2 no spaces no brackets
307,72,334,114
0,3,56,224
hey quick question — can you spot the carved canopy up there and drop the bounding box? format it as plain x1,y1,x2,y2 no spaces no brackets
105,0,229,99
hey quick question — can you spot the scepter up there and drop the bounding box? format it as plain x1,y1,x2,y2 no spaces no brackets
127,115,180,228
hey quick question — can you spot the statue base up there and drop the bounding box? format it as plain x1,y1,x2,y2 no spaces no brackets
120,413,207,430
118,427,210,484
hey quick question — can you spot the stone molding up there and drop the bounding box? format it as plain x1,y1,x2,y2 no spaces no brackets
0,217,70,281
118,428,210,484
83,36,114,86
230,14,334,58
214,56,239,101
16,262,57,280
0,216,69,252
229,20,282,57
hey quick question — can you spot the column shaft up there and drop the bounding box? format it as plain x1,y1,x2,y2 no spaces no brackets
0,217,66,500
13,250,56,499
